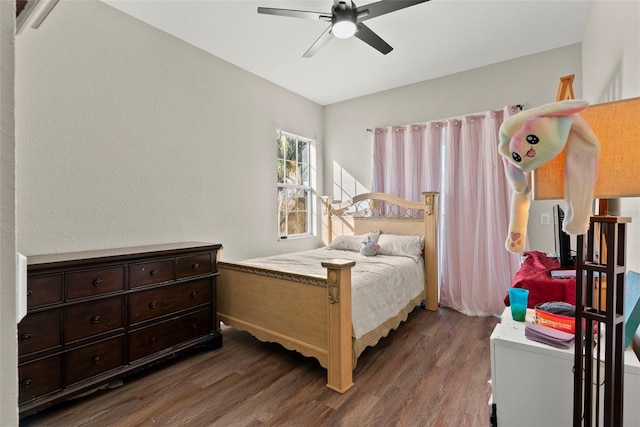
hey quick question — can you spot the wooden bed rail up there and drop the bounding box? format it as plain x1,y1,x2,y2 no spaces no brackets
217,259,356,393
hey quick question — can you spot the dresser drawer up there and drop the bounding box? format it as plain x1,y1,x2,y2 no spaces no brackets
128,279,211,325
129,259,174,288
64,336,124,386
18,310,62,356
27,275,63,308
65,296,124,343
65,266,125,300
128,309,212,362
19,354,62,404
177,253,213,279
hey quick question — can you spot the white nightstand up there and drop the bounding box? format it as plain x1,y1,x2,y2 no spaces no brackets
489,307,640,426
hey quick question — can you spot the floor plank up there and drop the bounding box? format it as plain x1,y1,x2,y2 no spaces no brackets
21,307,499,427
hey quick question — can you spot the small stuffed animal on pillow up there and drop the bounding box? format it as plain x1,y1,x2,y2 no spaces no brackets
498,99,600,253
360,236,380,256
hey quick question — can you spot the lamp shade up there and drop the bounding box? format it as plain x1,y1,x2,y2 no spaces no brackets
533,97,640,200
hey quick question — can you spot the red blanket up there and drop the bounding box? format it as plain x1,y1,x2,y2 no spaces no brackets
504,251,576,308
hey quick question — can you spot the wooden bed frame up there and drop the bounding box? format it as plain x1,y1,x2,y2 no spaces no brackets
217,192,439,393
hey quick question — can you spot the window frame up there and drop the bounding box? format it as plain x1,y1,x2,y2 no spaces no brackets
277,130,315,239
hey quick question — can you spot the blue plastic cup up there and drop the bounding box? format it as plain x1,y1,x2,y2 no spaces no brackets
508,288,529,321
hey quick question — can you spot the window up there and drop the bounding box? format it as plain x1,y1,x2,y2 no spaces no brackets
277,131,314,238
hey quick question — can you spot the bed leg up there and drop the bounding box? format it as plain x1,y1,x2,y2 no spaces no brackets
322,259,356,393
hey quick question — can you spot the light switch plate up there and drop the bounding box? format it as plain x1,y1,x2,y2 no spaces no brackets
541,213,550,225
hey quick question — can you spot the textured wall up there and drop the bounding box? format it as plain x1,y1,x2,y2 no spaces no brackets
16,1,324,261
0,1,17,425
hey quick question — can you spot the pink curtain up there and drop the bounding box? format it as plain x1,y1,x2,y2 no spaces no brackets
372,107,522,316
372,124,441,201
372,128,388,195
439,108,521,316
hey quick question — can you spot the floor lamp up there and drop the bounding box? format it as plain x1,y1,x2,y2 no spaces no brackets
533,95,640,426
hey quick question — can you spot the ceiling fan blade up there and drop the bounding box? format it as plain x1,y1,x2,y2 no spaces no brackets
303,26,334,58
258,7,331,22
355,0,430,22
257,7,332,22
354,23,393,55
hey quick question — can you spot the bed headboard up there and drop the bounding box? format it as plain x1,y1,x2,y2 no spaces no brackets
321,192,439,311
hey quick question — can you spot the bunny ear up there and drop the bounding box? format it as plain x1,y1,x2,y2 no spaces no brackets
497,100,588,157
562,113,600,235
500,100,589,136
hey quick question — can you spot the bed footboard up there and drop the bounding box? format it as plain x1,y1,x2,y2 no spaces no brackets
217,259,356,393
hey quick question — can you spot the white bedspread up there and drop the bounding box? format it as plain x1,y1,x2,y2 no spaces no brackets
235,248,425,339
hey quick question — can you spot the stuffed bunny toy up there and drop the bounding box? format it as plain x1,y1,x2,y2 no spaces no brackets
498,100,600,253
360,236,380,256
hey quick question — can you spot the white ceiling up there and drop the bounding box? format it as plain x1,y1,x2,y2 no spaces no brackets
101,0,593,106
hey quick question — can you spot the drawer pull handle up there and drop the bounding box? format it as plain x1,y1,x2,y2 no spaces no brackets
149,301,157,309
92,356,101,365
149,337,157,344
93,278,103,287
91,315,102,324
190,291,198,298
150,269,159,277
192,323,198,330
22,379,32,388
20,333,31,341
26,289,33,297
192,263,200,270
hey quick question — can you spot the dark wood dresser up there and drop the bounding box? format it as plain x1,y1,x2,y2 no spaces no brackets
18,242,223,417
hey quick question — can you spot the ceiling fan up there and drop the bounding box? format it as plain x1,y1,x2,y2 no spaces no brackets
258,0,430,58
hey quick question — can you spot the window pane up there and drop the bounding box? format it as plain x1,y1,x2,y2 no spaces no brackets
297,212,308,234
300,163,309,186
286,160,298,184
296,190,307,210
285,212,294,234
277,137,285,160
287,211,304,234
285,137,296,161
279,209,287,234
277,160,286,183
297,140,308,163
287,188,297,211
278,187,286,209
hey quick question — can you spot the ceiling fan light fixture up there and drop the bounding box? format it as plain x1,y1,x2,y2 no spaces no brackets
332,19,356,39
257,0,431,57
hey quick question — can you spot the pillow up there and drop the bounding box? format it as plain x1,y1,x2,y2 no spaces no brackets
360,237,380,256
377,234,424,262
328,230,381,252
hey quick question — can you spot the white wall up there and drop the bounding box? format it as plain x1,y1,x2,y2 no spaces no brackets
581,0,640,272
16,0,324,262
323,44,583,253
0,2,17,425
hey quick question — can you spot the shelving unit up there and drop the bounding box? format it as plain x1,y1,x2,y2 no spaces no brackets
573,215,631,426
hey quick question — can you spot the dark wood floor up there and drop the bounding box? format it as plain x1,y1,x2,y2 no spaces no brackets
21,307,499,427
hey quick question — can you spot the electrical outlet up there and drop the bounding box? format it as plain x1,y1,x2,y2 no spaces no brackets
541,213,550,225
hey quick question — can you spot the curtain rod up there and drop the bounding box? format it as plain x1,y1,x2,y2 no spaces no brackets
366,103,529,133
